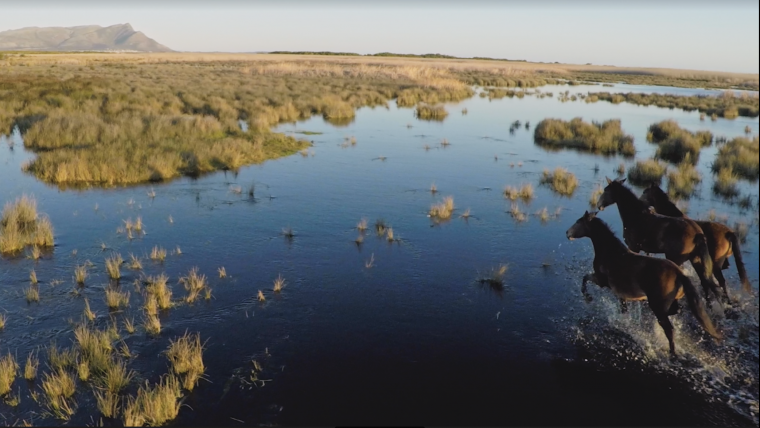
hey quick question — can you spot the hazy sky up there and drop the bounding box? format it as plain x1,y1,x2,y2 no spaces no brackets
1,1,758,74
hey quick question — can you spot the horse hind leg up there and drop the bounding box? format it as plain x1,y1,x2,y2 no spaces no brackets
649,300,677,357
668,300,680,315
581,273,598,303
713,265,730,302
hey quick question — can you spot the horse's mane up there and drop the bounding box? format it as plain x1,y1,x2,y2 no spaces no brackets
647,185,684,217
588,216,629,253
612,181,649,211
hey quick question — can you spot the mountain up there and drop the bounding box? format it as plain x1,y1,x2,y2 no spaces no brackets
0,23,174,52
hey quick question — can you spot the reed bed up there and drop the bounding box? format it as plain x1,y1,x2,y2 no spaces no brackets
533,118,635,156
0,194,54,254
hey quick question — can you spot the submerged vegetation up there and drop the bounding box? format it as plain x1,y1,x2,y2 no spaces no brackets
533,118,635,156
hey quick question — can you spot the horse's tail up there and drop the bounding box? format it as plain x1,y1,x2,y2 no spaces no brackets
726,231,752,293
693,233,713,279
678,272,722,341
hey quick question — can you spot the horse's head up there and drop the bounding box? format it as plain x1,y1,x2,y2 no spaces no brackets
639,182,666,208
597,177,626,211
566,210,597,240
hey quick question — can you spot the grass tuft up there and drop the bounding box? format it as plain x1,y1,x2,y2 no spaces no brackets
128,253,142,270
534,118,635,156
74,264,88,284
218,267,227,278
478,264,508,288
667,161,701,198
711,136,759,180
180,267,207,304
143,314,161,336
627,159,667,185
713,168,740,198
146,274,172,310
105,254,123,280
122,374,183,427
540,168,578,196
25,284,40,303
150,246,167,262
83,298,96,321
95,389,120,418
0,353,19,396
273,275,285,293
429,196,455,219
105,288,130,310
0,194,55,254
165,332,206,391
415,103,448,121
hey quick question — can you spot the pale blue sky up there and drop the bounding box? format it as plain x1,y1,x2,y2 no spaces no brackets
1,1,758,73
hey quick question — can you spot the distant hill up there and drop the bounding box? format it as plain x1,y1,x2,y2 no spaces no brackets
0,23,173,52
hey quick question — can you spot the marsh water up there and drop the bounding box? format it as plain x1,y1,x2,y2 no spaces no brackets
1,83,758,426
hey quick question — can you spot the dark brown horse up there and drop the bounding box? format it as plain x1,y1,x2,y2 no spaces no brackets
566,211,722,356
640,183,752,297
596,178,726,304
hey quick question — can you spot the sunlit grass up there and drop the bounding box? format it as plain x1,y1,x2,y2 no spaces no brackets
83,298,96,322
429,196,455,219
477,264,508,288
0,194,55,254
124,317,136,335
218,267,227,278
128,253,142,270
180,267,207,304
40,368,77,420
540,167,578,196
712,136,759,180
0,353,19,396
105,288,130,310
273,275,285,293
122,374,183,427
534,118,635,156
105,253,123,280
25,284,39,303
95,389,120,418
627,158,667,185
74,264,88,284
143,314,161,336
165,332,205,391
415,103,449,121
29,269,38,284
713,168,740,198
150,246,167,262
97,358,135,394
146,273,172,310
667,161,701,198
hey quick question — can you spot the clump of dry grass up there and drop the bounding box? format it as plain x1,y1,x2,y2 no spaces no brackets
504,186,519,201
74,264,88,284
24,352,38,381
627,159,667,185
165,332,205,391
29,244,41,260
97,358,135,394
146,273,172,310
0,313,5,330
25,284,40,303
386,227,395,242
533,118,635,156
105,253,123,280
257,290,266,302
122,374,183,427
124,317,136,335
180,267,207,304
667,161,702,198
430,183,438,194
712,136,759,180
375,219,387,235
356,218,368,232
29,269,38,284
273,275,285,293
540,168,578,196
40,368,77,420
73,324,112,374
95,389,120,418
460,208,471,219
429,196,455,219
105,288,130,310
415,103,449,121
150,246,167,262
615,163,626,175
218,267,227,278
509,203,527,222
47,343,78,372
83,298,96,321
128,253,142,270
0,194,55,254
713,168,739,198
0,353,19,396
536,207,550,223
143,314,161,336
589,185,604,208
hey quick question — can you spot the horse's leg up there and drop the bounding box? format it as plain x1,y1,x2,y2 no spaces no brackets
619,299,629,313
667,300,680,315
649,300,677,357
713,265,729,302
582,274,597,302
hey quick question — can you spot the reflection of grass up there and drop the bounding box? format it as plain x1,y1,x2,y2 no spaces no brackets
534,118,635,156
627,159,667,185
540,168,578,196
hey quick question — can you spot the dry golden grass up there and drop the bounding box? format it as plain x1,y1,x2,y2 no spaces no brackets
150,246,167,262
74,323,112,374
40,368,78,420
478,264,508,287
218,267,227,278
105,288,130,310
24,284,39,303
29,244,41,260
509,203,527,222
589,185,604,208
143,295,158,317
143,314,161,336
429,196,455,219
124,317,136,335
628,159,668,185
356,218,368,232
74,264,88,284
257,290,266,302
97,358,135,394
540,168,578,196
95,389,120,418
180,267,207,304
105,254,123,279
0,194,55,254
667,161,702,198
29,269,37,284
0,313,6,330
165,332,205,391
0,353,19,396
146,273,172,310
537,207,550,223
83,298,96,321
415,103,449,121
713,168,740,198
122,374,183,427
273,275,285,293
128,253,142,270
387,227,395,242
47,343,78,372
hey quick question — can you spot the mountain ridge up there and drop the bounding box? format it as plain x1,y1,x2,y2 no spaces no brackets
0,23,174,52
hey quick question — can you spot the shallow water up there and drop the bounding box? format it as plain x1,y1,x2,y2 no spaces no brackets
0,83,758,426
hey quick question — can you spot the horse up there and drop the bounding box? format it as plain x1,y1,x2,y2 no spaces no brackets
566,211,722,356
640,182,751,298
596,177,726,305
